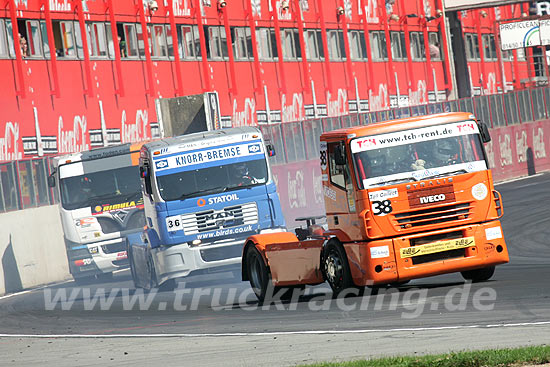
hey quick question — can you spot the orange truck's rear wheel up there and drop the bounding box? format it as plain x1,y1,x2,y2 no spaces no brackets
246,246,270,301
246,245,305,302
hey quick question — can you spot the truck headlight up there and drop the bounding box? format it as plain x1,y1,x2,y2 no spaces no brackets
188,239,202,247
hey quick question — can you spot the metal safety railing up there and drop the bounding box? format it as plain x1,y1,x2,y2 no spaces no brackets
259,86,550,165
0,157,58,213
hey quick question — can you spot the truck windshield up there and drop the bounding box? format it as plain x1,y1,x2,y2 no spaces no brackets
156,158,268,201
352,122,487,189
60,165,142,210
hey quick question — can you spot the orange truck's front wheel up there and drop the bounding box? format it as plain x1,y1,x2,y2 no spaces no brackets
323,241,363,298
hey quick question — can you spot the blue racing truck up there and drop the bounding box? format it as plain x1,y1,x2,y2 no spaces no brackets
127,127,286,289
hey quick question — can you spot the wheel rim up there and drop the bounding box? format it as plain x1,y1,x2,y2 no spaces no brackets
325,249,344,290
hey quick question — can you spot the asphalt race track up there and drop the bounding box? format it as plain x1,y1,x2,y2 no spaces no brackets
1,173,550,366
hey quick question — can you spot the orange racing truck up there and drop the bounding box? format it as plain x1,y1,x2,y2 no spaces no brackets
242,112,509,300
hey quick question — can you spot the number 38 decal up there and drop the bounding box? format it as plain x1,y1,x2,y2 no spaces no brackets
371,200,393,216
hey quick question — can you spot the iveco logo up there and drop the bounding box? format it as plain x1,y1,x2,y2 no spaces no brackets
155,159,168,169
248,144,261,153
419,194,446,204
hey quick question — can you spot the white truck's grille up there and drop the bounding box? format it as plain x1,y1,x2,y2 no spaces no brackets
180,202,258,235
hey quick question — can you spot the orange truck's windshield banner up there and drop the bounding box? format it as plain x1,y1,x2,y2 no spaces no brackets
350,121,480,152
351,121,488,189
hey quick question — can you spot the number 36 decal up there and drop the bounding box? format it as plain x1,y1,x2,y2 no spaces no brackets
167,219,180,228
371,200,393,216
166,217,183,231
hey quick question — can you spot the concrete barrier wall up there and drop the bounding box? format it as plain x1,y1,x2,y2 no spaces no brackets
0,119,548,296
0,205,71,296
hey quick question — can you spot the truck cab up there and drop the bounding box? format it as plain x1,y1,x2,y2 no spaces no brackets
49,143,146,283
127,127,285,289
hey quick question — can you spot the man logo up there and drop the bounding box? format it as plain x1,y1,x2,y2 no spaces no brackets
248,144,261,153
155,159,168,169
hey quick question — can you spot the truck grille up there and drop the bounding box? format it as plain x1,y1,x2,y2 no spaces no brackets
97,217,121,234
180,202,258,235
409,231,465,265
412,248,466,265
394,202,472,230
96,211,145,233
101,242,126,254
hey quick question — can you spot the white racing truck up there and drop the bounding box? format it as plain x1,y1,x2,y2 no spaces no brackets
49,143,146,283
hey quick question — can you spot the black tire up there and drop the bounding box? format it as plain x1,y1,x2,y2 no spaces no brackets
461,266,495,282
128,244,141,289
246,246,306,302
246,246,270,301
323,241,363,298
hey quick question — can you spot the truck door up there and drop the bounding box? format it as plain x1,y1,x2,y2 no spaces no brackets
324,141,362,240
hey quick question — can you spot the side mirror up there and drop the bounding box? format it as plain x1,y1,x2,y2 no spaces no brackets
47,174,56,188
478,121,491,143
140,165,149,178
334,144,346,165
140,165,153,196
266,143,276,157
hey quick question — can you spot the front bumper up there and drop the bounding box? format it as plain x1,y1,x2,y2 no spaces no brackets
345,220,509,286
152,238,244,284
68,237,129,278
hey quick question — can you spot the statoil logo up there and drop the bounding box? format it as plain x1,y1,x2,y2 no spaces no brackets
208,193,239,205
